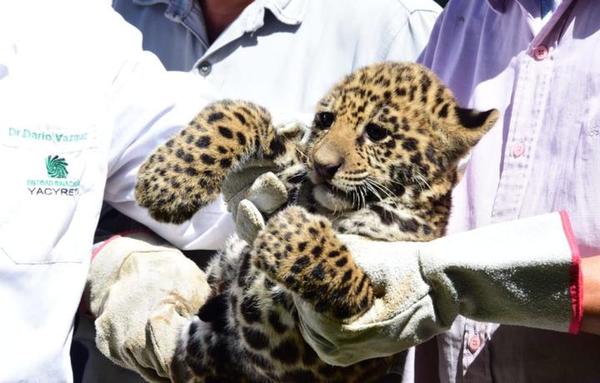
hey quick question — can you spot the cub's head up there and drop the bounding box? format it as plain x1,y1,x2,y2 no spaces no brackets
305,62,498,212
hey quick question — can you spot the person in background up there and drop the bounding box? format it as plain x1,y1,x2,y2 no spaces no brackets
77,0,442,382
292,1,600,383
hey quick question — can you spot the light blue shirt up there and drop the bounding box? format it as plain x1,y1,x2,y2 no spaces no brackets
420,0,600,381
113,0,441,116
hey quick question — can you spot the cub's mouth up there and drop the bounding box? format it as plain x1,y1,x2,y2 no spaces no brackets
308,169,391,212
309,170,356,212
312,184,355,212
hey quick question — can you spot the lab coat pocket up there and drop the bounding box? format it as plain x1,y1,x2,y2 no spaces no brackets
0,127,99,264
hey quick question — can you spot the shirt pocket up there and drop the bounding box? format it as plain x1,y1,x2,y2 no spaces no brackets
0,124,100,264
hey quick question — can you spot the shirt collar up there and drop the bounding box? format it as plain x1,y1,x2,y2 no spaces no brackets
131,0,307,26
263,0,307,25
487,0,562,14
487,0,508,13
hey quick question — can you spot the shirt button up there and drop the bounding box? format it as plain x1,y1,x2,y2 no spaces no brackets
512,143,525,158
468,334,481,353
533,45,549,61
197,61,212,76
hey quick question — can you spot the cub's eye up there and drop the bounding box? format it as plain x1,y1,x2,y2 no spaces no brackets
365,123,389,141
314,112,335,130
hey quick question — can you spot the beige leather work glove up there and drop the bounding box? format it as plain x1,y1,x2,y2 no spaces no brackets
295,212,583,366
85,232,211,382
222,164,288,244
221,115,310,243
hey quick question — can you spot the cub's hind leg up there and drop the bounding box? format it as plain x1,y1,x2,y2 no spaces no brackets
176,293,248,383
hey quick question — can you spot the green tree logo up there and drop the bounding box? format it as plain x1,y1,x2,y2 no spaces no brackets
46,155,69,179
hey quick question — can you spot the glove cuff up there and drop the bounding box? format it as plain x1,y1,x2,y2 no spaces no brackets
91,229,150,260
85,232,177,317
560,211,583,334
422,211,582,333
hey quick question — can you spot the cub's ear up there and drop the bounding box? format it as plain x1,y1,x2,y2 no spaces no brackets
437,105,499,164
454,106,499,133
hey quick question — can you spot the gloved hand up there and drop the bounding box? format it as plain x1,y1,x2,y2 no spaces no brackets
294,212,583,366
84,232,211,382
221,115,310,243
222,164,288,244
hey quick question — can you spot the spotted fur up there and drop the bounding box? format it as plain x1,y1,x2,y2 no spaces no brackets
136,62,498,382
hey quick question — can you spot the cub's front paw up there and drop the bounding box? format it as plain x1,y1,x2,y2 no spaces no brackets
251,206,374,320
136,100,273,224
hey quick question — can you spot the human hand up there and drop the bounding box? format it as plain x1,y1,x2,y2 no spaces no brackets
294,213,582,366
85,233,211,382
581,255,600,335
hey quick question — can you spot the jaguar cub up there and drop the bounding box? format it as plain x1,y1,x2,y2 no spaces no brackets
135,62,498,382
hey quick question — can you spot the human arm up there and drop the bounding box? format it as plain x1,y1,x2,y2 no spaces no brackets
93,62,310,379
104,67,313,249
292,212,584,366
83,8,231,380
582,256,600,334
104,66,237,250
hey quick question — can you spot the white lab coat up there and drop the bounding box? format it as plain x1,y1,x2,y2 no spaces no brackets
0,2,232,381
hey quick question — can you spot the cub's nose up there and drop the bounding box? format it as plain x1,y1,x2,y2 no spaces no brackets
314,160,342,180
